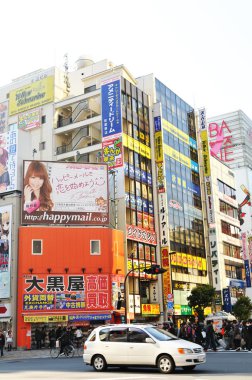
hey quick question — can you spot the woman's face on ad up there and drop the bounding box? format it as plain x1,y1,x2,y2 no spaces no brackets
29,174,44,191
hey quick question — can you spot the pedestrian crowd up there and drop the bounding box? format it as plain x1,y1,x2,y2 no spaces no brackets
163,319,252,352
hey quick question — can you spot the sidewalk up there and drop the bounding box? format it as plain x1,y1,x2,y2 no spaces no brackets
0,348,51,361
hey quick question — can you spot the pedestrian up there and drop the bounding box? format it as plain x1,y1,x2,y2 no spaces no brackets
58,327,72,355
49,329,56,348
241,321,248,350
0,330,5,357
194,322,204,346
247,319,252,352
204,320,217,352
224,321,234,350
35,328,42,349
6,329,13,351
233,322,242,351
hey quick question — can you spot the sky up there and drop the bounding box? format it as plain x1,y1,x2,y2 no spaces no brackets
2,0,252,119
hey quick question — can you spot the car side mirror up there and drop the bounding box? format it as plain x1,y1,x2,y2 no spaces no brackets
145,337,155,343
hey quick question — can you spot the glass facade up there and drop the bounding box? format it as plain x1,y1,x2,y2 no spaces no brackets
155,78,207,279
122,78,158,317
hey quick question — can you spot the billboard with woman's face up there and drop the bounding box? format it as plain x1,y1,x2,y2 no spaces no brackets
22,161,109,225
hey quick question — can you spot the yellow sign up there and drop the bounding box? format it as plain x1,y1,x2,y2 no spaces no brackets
9,76,54,116
47,315,68,323
142,303,160,315
24,316,48,323
123,133,150,159
163,119,189,145
24,314,68,323
200,130,211,177
164,145,191,168
155,131,163,162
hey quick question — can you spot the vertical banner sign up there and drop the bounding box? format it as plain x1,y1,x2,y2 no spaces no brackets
242,232,249,260
248,236,252,276
199,108,221,292
244,260,251,287
222,288,232,313
0,102,8,134
154,103,171,300
0,205,12,298
0,125,18,194
101,78,122,139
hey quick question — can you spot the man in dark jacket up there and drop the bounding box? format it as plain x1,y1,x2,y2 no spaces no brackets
204,320,217,352
247,319,252,351
59,327,72,355
0,330,5,356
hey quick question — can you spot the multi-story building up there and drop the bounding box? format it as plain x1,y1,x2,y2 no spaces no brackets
0,57,162,348
137,75,209,322
207,110,252,297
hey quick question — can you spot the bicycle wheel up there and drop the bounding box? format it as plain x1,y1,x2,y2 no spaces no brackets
64,345,75,358
50,347,60,358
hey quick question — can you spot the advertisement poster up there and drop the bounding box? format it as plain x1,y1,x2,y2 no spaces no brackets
9,76,54,116
102,135,123,169
22,161,109,225
0,126,18,194
18,109,41,130
0,205,12,298
0,102,8,134
101,78,122,139
22,273,110,312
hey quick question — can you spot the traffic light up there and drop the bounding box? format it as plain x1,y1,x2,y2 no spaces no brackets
144,264,167,274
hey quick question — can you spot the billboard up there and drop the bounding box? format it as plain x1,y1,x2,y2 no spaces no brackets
9,76,54,116
18,109,41,131
22,161,109,225
101,78,122,139
0,125,18,194
21,273,110,312
0,205,12,298
0,102,8,134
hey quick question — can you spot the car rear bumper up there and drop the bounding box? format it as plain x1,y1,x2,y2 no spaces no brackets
83,353,92,365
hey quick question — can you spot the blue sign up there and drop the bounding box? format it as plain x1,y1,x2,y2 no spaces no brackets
189,137,197,150
154,116,161,132
68,314,111,322
101,79,122,138
244,260,251,287
230,279,245,288
223,288,232,313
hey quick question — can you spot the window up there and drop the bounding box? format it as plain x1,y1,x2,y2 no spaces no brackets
84,85,96,94
39,141,46,151
109,328,127,342
41,115,46,124
128,327,148,343
90,240,100,255
32,240,42,255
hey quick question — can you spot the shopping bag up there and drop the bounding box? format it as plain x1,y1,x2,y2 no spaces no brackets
218,338,226,349
56,340,60,348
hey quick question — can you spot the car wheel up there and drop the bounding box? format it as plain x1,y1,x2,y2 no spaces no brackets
92,355,107,372
182,365,196,371
157,354,175,374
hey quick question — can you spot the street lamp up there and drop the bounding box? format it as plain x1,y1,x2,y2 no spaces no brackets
123,264,167,323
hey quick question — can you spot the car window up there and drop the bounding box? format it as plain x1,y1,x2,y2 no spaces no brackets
99,328,110,342
145,327,178,341
109,328,127,342
128,327,149,343
89,333,96,342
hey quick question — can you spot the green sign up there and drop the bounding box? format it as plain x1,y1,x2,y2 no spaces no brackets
181,305,192,315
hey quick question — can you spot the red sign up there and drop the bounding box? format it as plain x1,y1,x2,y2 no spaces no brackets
126,225,157,245
0,306,7,314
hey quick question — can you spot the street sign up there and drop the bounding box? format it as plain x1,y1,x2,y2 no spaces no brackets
0,306,7,314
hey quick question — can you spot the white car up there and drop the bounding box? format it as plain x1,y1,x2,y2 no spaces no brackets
83,323,206,374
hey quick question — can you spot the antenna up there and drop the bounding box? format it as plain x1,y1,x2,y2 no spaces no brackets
63,53,70,95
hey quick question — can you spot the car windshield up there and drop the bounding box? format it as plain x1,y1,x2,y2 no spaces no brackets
145,327,178,341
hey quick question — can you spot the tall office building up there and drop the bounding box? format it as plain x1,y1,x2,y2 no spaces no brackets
137,75,208,321
207,110,252,294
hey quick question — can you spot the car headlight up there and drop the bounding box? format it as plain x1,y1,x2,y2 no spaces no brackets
177,348,194,354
